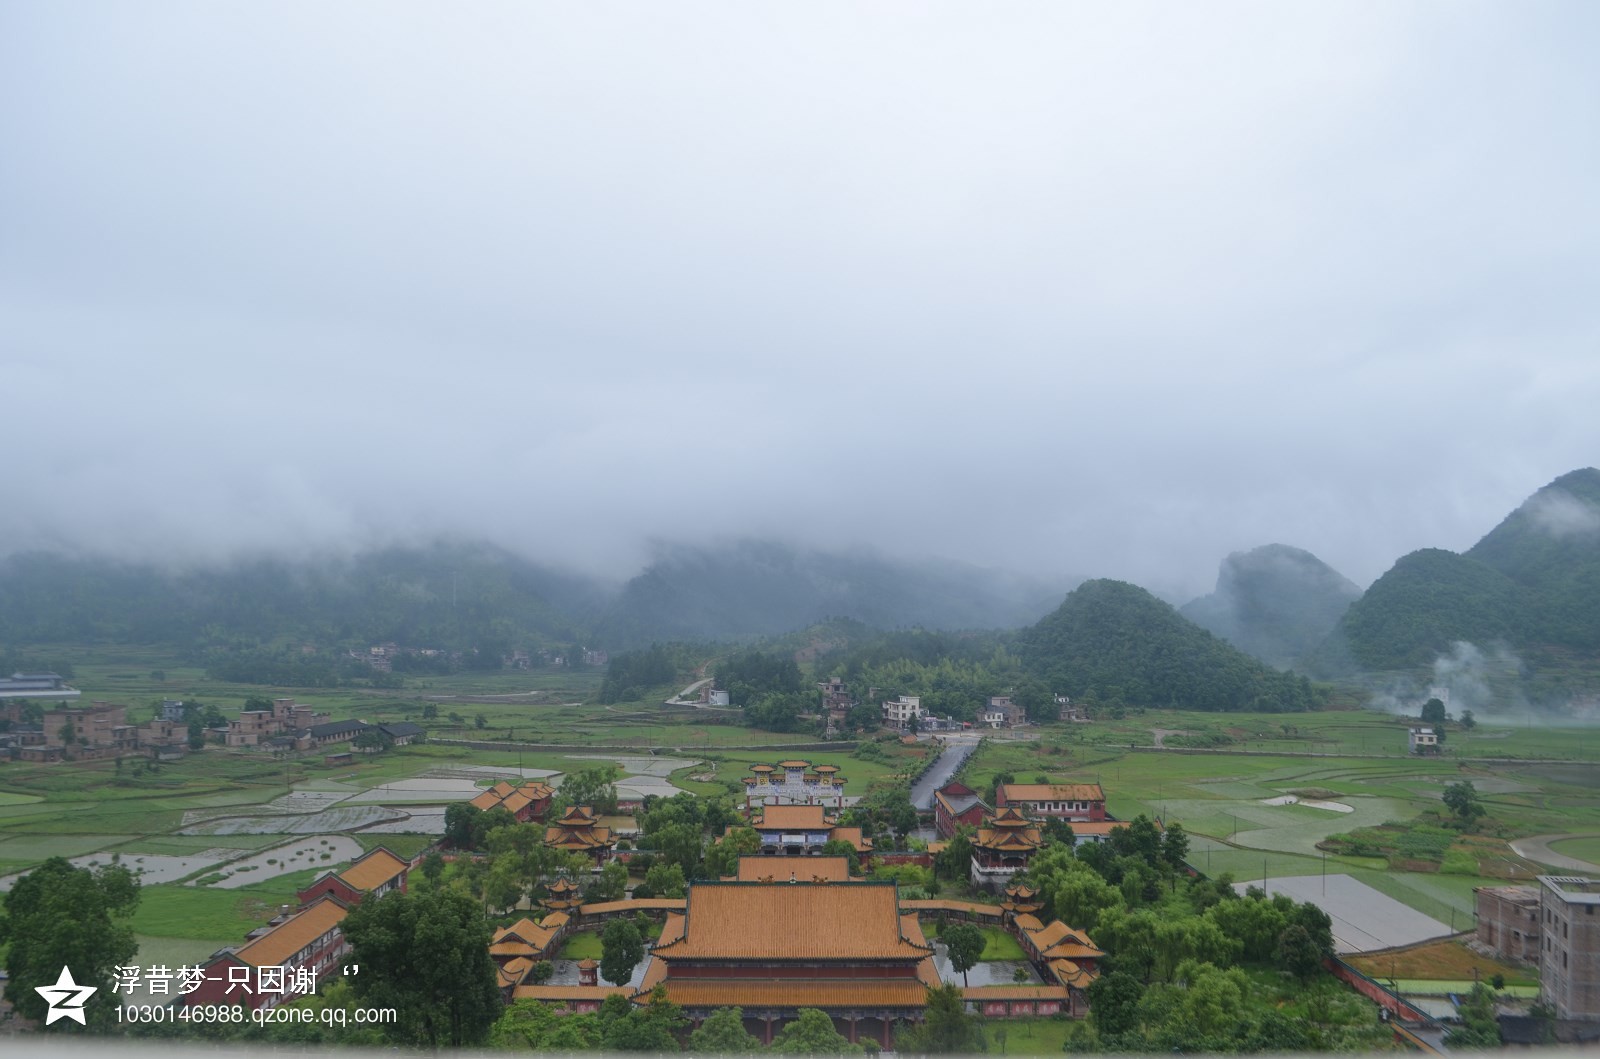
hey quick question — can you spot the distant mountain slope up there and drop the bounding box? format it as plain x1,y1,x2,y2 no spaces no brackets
0,542,610,650
1018,579,1321,711
1314,468,1600,674
1181,544,1361,668
1465,467,1600,650
592,540,1074,646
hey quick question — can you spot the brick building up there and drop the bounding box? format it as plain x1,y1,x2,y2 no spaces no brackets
1539,875,1600,1020
1475,884,1540,964
995,782,1107,822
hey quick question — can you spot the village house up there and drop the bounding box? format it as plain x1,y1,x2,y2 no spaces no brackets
1056,695,1087,722
1475,884,1540,964
933,780,988,838
641,880,940,1048
881,695,923,731
995,782,1107,822
1409,726,1440,755
980,696,1027,728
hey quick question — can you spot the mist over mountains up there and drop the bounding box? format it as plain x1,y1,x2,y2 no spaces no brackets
2,469,1597,710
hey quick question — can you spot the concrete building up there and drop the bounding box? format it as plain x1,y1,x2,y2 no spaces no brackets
995,782,1107,822
0,672,80,701
1409,727,1440,755
1475,885,1541,964
981,696,1026,728
1539,875,1600,1020
881,695,923,730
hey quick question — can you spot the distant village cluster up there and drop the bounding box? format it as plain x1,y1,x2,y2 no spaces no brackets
0,675,421,764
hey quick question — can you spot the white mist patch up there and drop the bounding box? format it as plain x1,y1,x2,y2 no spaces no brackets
1525,490,1600,538
1260,794,1353,813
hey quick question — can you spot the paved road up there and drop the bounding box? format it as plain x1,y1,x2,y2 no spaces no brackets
910,738,979,811
1509,833,1600,874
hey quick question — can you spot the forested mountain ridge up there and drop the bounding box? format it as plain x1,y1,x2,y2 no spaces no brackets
1181,544,1361,668
591,539,1074,647
1313,468,1600,676
0,542,608,652
1018,579,1323,712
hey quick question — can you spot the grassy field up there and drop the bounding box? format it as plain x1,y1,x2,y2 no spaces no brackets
920,923,1028,961
1344,939,1536,986
963,709,1600,923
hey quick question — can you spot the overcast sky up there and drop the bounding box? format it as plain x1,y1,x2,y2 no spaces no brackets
3,2,1596,600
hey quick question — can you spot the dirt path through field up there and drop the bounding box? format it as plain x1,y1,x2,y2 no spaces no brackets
1509,833,1600,873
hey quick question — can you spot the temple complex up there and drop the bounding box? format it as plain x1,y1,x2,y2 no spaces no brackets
641,881,939,1047
744,803,873,857
544,805,616,864
968,807,1042,891
471,779,556,821
742,760,847,808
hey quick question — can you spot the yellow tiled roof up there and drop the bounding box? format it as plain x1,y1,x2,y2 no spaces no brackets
752,804,832,830
733,855,851,882
577,898,686,916
900,900,1004,919
652,883,930,961
337,848,407,892
828,826,873,852
235,898,347,968
653,979,929,1009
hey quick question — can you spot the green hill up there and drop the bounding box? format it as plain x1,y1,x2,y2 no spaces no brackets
1181,544,1361,668
1017,579,1322,712
1314,468,1600,676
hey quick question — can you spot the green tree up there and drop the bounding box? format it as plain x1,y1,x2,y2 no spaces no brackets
1275,923,1324,982
771,1008,860,1054
0,857,140,1030
560,765,621,815
1442,780,1486,827
600,987,687,1051
942,923,985,987
688,1006,763,1053
645,861,688,899
1161,821,1190,874
703,826,762,877
601,918,646,987
490,999,603,1050
898,984,982,1053
1421,697,1448,726
1445,982,1501,1047
1087,970,1145,1039
594,860,629,902
445,802,483,849
339,888,501,1049
1460,709,1476,730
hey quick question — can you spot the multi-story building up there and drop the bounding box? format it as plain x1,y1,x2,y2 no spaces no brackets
881,695,923,730
185,896,351,1011
933,781,988,838
1475,885,1541,964
296,847,410,908
981,696,1027,728
995,782,1107,822
1538,875,1600,1020
543,805,616,865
